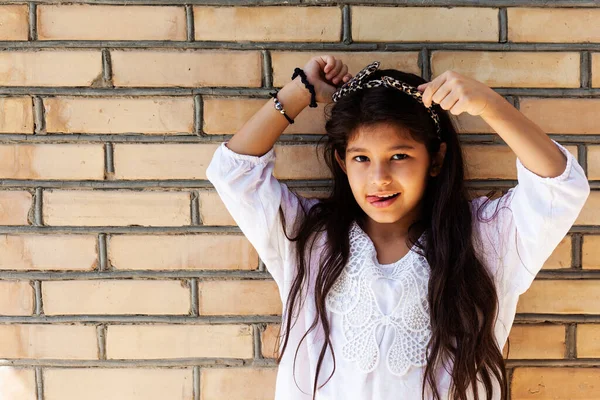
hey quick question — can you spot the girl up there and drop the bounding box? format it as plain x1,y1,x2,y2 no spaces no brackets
206,55,590,400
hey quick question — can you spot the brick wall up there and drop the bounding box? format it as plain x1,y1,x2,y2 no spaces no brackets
0,1,599,399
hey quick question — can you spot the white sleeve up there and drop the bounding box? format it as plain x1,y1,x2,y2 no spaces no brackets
205,142,318,290
471,140,590,295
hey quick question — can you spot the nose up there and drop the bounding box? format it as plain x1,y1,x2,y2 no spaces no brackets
370,162,393,186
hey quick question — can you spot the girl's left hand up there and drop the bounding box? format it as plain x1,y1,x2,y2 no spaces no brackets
417,71,500,117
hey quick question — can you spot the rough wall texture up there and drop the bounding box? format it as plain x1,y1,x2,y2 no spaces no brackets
0,1,599,399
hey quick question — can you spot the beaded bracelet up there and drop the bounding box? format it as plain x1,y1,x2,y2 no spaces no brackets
269,90,294,124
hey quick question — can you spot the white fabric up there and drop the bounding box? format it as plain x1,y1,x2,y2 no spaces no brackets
206,139,590,400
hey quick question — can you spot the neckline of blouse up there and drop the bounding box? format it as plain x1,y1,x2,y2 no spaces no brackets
351,221,427,269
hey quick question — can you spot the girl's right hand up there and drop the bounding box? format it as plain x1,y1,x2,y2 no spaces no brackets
302,55,353,103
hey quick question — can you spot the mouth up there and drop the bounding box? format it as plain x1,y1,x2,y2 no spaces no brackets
366,192,400,208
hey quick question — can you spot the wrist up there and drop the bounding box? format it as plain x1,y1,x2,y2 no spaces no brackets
480,91,510,120
278,77,312,110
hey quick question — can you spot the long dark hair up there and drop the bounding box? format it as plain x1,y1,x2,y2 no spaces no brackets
274,68,507,400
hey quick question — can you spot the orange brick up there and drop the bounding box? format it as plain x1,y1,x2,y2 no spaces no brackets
0,325,97,359
520,98,600,134
106,324,253,359
575,191,600,226
199,189,320,227
464,144,577,180
198,280,281,316
42,280,190,315
0,234,97,271
587,146,600,180
593,53,600,88
38,5,186,40
202,97,327,135
0,51,101,86
431,52,580,88
194,6,340,42
582,235,600,269
512,368,600,399
0,191,32,225
0,97,33,134
271,51,420,87
113,144,218,180
0,281,34,315
43,190,190,227
0,144,104,179
451,113,495,134
0,5,28,40
198,191,236,226
352,7,498,42
111,50,262,88
108,234,257,270
542,235,571,270
517,280,600,314
200,368,276,400
261,323,281,359
44,368,193,400
576,324,600,358
44,97,193,134
0,368,36,400
273,144,330,179
502,324,565,359
508,8,600,43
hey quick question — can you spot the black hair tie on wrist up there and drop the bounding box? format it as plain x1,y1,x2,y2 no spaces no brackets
292,68,318,108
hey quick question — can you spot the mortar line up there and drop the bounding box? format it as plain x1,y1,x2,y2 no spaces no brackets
101,49,113,86
105,143,115,177
342,5,351,45
262,50,273,88
193,366,201,400
32,97,45,135
33,281,43,315
35,366,43,400
186,5,195,42
566,323,577,359
98,233,109,271
498,8,508,43
581,51,591,89
190,278,199,317
194,95,203,135
572,233,583,270
97,324,107,360
34,188,43,226
28,3,37,41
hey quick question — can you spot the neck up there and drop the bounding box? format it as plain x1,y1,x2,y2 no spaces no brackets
359,205,424,243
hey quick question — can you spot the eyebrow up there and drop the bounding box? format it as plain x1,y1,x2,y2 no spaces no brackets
346,145,415,153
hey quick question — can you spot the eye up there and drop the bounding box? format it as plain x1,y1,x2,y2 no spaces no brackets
352,154,408,163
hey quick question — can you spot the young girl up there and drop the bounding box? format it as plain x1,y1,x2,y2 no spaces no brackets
206,55,590,400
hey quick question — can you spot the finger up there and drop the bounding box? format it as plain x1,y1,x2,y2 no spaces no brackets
431,81,453,106
439,89,460,111
449,98,468,116
322,55,336,73
417,82,430,92
326,59,343,80
422,74,447,107
333,65,349,84
342,73,353,82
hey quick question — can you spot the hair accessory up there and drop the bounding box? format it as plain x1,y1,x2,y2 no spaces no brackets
269,90,294,124
291,68,318,108
332,61,442,139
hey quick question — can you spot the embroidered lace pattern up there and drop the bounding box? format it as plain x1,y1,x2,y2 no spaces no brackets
325,221,432,376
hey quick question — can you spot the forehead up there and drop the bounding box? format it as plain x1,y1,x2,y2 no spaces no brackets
347,123,420,151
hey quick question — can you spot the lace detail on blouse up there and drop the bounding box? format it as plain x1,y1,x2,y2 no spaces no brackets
325,221,432,377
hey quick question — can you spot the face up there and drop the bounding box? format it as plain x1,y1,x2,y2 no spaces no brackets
334,123,446,235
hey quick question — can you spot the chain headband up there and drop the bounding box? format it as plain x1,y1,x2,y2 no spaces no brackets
332,61,442,139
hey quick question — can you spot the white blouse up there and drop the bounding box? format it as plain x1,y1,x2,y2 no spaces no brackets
205,139,590,400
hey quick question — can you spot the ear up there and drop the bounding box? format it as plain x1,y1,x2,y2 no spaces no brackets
429,142,447,177
334,149,347,174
